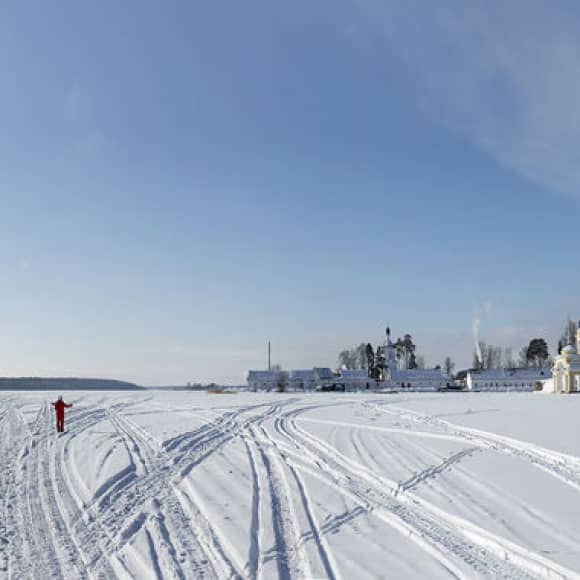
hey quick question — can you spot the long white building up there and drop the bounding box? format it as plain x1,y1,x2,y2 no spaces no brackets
248,364,449,392
466,368,550,391
389,368,450,391
247,367,336,391
247,370,279,391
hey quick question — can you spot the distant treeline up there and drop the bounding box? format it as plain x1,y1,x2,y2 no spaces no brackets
0,377,143,390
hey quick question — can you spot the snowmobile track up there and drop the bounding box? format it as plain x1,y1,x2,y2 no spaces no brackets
279,404,577,579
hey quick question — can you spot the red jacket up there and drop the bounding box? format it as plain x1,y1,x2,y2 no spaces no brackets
52,400,72,416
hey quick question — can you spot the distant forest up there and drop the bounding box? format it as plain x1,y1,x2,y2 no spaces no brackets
0,377,143,390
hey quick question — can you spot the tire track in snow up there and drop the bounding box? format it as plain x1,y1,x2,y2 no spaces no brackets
395,447,479,495
61,402,194,578
278,404,577,580
242,438,262,580
21,403,67,579
90,401,282,520
106,408,220,579
3,404,294,578
74,400,271,578
248,422,312,580
102,405,278,579
363,402,580,559
0,405,30,578
374,404,580,493
37,402,131,579
271,417,341,580
167,403,301,579
220,405,342,580
56,405,128,579
370,429,569,550
3,399,147,579
19,402,86,579
61,402,269,577
185,400,337,579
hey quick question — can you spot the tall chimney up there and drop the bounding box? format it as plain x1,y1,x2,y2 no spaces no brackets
268,341,271,371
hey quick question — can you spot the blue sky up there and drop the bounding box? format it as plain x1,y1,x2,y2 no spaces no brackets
1,1,579,384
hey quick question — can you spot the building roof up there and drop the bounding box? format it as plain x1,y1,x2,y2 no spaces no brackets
313,367,335,379
391,368,447,380
289,369,315,380
340,369,370,379
468,368,550,380
247,370,277,381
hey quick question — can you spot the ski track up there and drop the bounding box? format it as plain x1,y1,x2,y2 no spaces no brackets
104,408,220,579
19,403,87,579
368,426,578,552
0,406,29,578
3,394,580,579
371,402,580,493
396,447,480,495
242,438,261,580
283,404,578,580
271,417,340,580
250,423,311,580
81,401,300,578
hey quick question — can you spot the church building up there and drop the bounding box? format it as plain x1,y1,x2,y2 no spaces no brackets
552,322,580,394
380,327,449,391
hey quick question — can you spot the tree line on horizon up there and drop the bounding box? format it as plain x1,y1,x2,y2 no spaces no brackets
472,321,578,371
338,321,579,378
338,335,456,377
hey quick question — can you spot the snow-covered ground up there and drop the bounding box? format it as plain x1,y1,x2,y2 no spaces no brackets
1,390,580,579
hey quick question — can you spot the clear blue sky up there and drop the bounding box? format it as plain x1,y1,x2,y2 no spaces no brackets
1,1,579,384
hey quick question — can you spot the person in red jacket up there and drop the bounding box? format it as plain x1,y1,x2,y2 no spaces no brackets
52,395,73,432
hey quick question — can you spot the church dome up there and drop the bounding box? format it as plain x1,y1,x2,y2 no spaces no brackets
562,344,577,355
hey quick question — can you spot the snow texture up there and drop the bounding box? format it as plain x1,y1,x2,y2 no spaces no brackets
1,390,580,579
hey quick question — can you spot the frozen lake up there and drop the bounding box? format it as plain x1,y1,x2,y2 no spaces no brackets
1,390,580,579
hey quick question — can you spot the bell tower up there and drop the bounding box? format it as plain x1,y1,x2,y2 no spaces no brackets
384,325,398,371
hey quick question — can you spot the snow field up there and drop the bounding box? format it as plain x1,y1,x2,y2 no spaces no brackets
1,391,580,579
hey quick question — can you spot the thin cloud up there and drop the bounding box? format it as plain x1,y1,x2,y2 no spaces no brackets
357,0,580,198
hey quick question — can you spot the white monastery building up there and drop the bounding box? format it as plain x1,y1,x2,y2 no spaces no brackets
247,370,278,391
248,321,580,395
288,369,315,391
247,327,450,392
380,328,450,390
339,369,376,390
389,369,449,391
466,368,550,392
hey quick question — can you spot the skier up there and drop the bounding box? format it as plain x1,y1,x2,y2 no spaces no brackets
52,395,73,433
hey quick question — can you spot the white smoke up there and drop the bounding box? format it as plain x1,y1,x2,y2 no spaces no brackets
472,315,482,363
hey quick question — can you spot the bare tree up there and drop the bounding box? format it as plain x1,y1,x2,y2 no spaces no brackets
443,356,455,376
338,343,375,371
518,346,529,368
474,342,504,370
561,319,578,349
503,347,516,368
355,343,368,370
488,346,503,369
338,350,357,370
